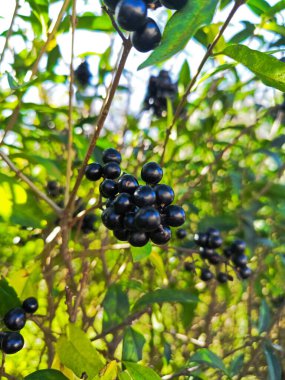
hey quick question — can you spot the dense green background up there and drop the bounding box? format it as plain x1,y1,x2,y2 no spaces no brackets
0,0,285,378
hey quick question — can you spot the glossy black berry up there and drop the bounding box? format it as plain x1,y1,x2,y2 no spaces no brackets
164,205,185,227
200,268,214,282
194,232,208,247
104,0,120,11
217,272,228,284
114,229,129,241
3,308,26,331
46,181,63,198
199,247,214,260
113,193,133,214
160,0,187,9
102,162,121,180
231,239,246,254
223,247,232,258
176,228,187,239
106,197,115,208
85,163,103,181
154,184,174,206
128,231,149,247
123,212,138,231
239,266,252,279
116,0,147,31
207,235,223,249
131,18,161,52
149,225,171,245
22,297,38,314
99,179,119,198
133,186,156,207
232,253,248,268
135,207,161,232
101,208,123,230
184,261,195,272
206,228,220,238
141,162,163,184
75,61,92,87
102,148,122,164
118,174,139,194
208,252,221,265
0,332,24,354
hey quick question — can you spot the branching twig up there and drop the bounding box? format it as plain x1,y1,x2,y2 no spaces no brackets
0,0,19,69
70,260,89,323
160,0,246,164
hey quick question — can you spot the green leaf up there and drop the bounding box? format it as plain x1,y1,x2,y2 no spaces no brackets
133,289,198,311
131,242,152,262
103,284,130,330
123,362,161,380
0,278,21,316
190,349,229,375
56,324,105,379
25,369,69,380
93,361,118,380
122,327,146,362
263,343,282,380
221,44,285,92
229,354,244,377
118,372,132,380
138,0,218,69
258,299,271,333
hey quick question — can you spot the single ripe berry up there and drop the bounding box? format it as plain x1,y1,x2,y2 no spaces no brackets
113,193,133,214
114,229,129,241
85,163,103,181
101,208,123,230
231,239,246,254
118,174,139,194
149,225,171,245
141,162,163,184
160,0,187,10
99,179,119,198
200,268,214,282
75,61,92,87
102,162,121,179
22,297,38,314
232,253,248,268
206,228,220,238
0,332,24,354
81,213,97,234
207,235,223,249
164,205,185,227
124,212,138,231
104,0,120,11
199,247,214,260
102,148,122,164
154,184,174,206
131,18,162,52
3,308,26,331
223,247,232,258
116,0,147,31
194,232,208,247
208,252,221,265
133,186,156,207
128,231,149,247
135,207,161,232
239,266,252,279
217,272,228,284
184,261,195,272
176,228,187,239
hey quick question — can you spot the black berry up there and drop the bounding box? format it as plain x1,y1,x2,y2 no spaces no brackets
239,266,252,279
102,148,122,164
102,162,121,179
114,229,129,241
113,193,133,214
160,0,187,9
223,247,232,258
75,61,92,87
128,231,149,247
118,174,139,194
184,261,195,272
208,252,222,265
133,186,156,207
85,163,103,181
164,205,185,227
124,212,138,231
116,0,147,31
206,228,220,238
194,232,208,247
200,268,214,282
99,179,119,198
101,208,123,230
3,308,26,331
141,162,163,184
232,253,248,268
231,239,246,254
207,235,223,249
149,225,171,245
217,272,228,284
0,332,24,354
199,247,214,260
154,184,174,206
135,206,161,232
22,297,38,314
131,18,161,52
176,228,187,239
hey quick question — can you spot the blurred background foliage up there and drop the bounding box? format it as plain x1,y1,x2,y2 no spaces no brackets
0,0,285,379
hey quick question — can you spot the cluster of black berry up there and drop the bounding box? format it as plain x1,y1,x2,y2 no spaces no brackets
184,228,252,283
85,148,186,247
46,181,64,198
0,297,38,355
144,70,178,117
74,61,92,87
104,0,187,52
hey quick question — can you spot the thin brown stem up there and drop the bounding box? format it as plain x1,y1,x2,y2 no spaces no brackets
160,0,245,165
0,0,19,69
103,5,126,42
0,150,62,214
70,260,89,323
